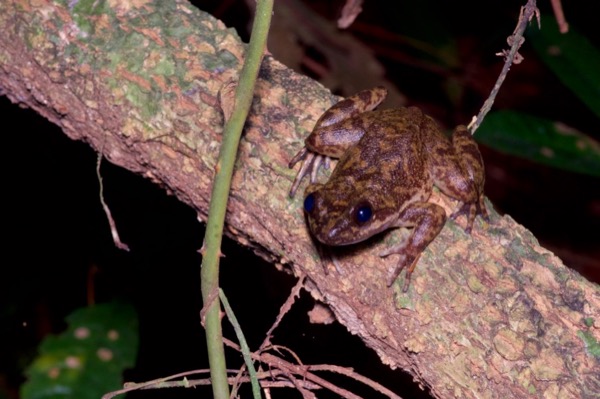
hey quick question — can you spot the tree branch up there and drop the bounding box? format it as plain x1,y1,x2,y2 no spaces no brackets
1,1,598,398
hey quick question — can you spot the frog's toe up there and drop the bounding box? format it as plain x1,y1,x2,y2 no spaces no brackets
451,201,488,233
386,263,415,291
379,246,400,258
289,151,318,197
479,195,490,221
385,253,421,291
386,267,403,287
330,255,345,276
309,154,325,183
288,147,308,168
379,236,412,258
451,203,472,228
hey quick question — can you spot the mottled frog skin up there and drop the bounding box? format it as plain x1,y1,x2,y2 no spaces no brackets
289,87,488,291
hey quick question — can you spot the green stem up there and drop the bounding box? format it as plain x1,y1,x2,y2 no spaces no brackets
200,1,273,399
219,289,262,399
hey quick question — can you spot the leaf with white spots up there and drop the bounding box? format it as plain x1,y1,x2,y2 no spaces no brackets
477,111,600,177
21,302,138,399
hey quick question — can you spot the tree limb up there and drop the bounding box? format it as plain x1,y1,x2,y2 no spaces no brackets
1,1,598,398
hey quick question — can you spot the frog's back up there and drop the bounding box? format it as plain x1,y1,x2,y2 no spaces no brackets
331,107,434,207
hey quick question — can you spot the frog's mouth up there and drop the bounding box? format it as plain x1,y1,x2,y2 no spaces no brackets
311,220,389,247
316,226,355,246
307,220,349,246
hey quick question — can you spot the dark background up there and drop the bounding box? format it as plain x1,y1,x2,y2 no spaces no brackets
1,1,598,398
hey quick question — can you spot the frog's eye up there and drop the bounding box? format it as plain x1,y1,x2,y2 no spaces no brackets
354,204,373,224
304,193,316,213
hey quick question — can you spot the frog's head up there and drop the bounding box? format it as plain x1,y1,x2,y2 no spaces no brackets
302,181,398,246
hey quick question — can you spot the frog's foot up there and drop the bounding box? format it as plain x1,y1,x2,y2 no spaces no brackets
451,194,489,234
380,251,421,292
288,149,325,197
380,246,421,292
329,253,345,276
315,244,345,276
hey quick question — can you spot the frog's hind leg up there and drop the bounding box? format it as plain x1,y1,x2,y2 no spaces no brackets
451,125,488,230
430,125,487,231
451,125,485,197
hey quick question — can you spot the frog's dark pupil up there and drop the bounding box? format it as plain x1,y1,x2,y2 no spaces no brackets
355,205,372,224
304,193,316,213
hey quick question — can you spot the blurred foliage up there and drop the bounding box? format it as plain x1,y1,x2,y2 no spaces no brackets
21,303,138,399
477,14,600,176
477,110,600,176
529,15,600,119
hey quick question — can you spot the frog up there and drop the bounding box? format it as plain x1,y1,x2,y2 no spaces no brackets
289,86,488,291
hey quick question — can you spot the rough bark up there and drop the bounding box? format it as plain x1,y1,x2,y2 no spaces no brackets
1,1,598,398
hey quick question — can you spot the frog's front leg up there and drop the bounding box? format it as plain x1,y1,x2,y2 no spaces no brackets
380,202,447,291
289,87,388,197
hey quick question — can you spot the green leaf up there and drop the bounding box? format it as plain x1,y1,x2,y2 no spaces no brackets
528,15,600,119
476,110,600,176
21,302,139,399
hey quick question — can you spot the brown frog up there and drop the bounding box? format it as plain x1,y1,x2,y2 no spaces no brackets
289,87,488,291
